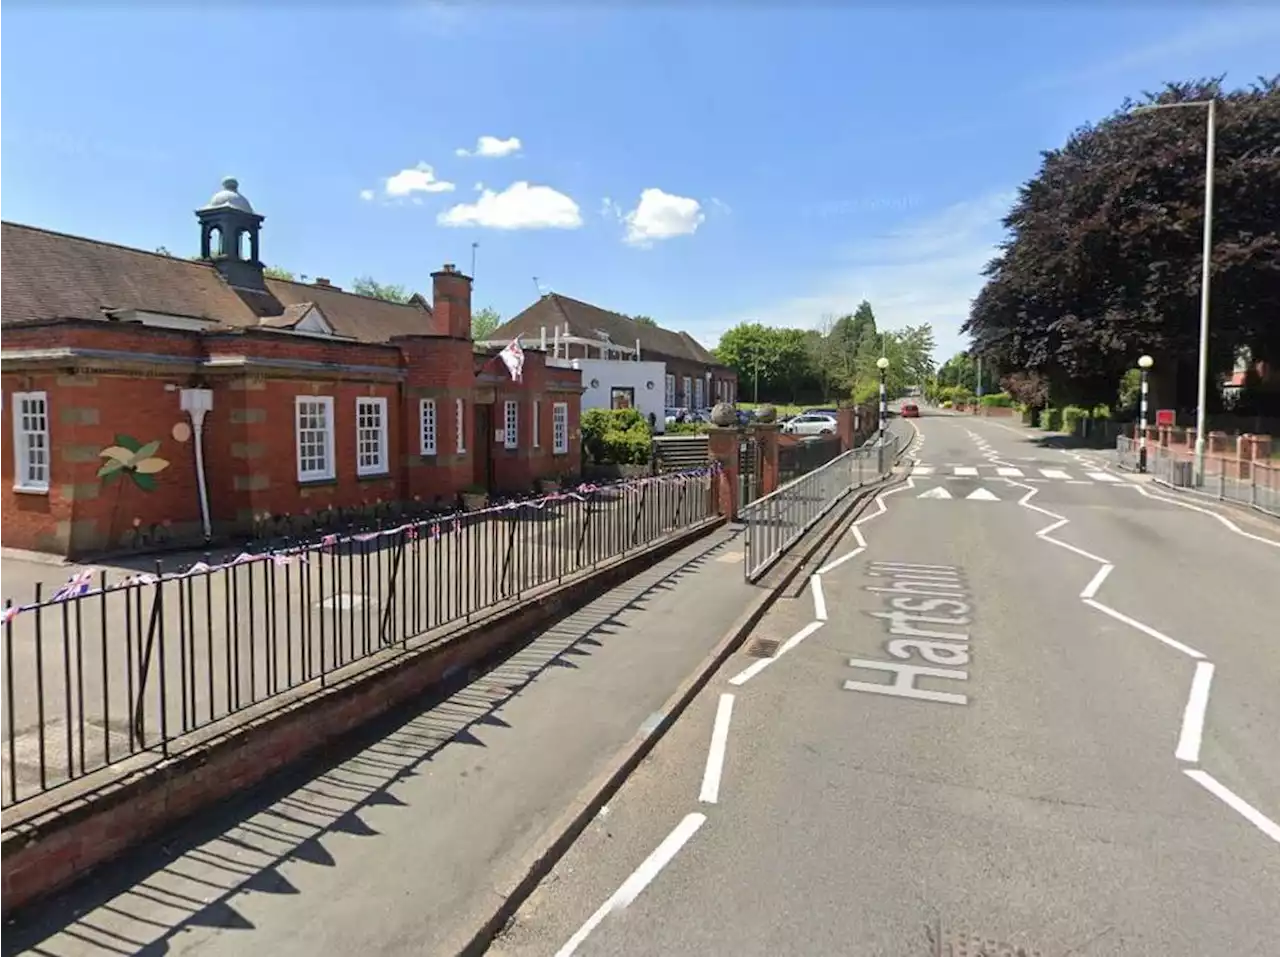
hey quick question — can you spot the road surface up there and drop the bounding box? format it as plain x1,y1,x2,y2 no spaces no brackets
492,411,1280,957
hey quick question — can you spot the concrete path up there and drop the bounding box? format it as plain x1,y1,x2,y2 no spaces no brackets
491,411,1280,957
4,521,765,957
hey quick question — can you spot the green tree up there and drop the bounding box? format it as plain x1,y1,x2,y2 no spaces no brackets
352,276,414,303
714,323,779,402
263,265,295,281
630,314,658,326
965,76,1280,412
472,306,501,340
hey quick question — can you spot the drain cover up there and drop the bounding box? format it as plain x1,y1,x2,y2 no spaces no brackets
745,637,780,658
935,925,1043,957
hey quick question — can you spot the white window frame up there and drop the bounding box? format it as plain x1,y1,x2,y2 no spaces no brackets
553,402,569,454
420,398,437,455
504,399,519,449
296,396,336,482
12,391,50,493
455,398,467,454
533,399,541,448
694,377,705,409
355,396,388,477
682,376,693,407
665,374,676,407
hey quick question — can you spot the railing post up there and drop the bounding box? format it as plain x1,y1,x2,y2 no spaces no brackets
707,426,741,520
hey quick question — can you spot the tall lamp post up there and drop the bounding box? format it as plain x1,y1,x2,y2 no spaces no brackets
1137,355,1153,473
1132,98,1216,484
876,355,890,455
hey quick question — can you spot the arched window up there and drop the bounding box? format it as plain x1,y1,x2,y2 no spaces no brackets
238,230,252,261
208,226,223,258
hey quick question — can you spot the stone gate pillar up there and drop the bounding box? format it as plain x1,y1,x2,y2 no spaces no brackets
706,426,740,519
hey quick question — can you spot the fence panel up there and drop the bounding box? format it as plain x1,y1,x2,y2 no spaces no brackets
1142,444,1280,518
1,468,717,810
741,434,901,582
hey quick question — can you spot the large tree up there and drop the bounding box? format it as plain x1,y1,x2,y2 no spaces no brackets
965,77,1279,411
472,306,501,340
352,276,414,303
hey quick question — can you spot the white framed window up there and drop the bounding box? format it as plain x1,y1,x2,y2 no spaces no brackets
682,376,693,407
694,378,705,409
553,402,569,454
504,399,518,449
296,396,336,482
665,374,676,407
420,399,437,455
355,396,388,476
12,391,50,493
533,400,541,448
455,398,467,454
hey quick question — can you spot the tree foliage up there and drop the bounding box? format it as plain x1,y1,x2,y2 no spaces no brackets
351,276,414,303
472,306,501,340
263,265,295,281
964,76,1280,411
630,314,658,326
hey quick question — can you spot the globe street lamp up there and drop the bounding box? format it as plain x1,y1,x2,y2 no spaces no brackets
1137,355,1154,473
876,355,890,446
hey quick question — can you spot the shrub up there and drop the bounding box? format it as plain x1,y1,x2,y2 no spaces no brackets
1061,405,1090,434
941,400,954,409
979,392,1014,408
1038,408,1061,430
582,408,652,465
601,428,652,465
1092,404,1112,419
666,421,710,435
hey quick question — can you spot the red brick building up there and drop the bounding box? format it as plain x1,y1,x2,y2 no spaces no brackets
1,178,582,557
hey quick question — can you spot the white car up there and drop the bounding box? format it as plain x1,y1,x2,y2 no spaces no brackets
782,413,837,436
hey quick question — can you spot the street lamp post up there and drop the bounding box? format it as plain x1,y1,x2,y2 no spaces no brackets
1137,355,1154,473
1132,97,1216,485
876,356,890,470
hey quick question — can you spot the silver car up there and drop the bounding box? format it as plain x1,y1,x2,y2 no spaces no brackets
782,413,838,436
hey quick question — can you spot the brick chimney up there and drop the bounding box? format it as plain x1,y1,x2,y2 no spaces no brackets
430,263,473,339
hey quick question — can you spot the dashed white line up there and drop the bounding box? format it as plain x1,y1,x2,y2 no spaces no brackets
1184,770,1280,845
1175,662,1215,763
1039,468,1072,480
996,467,1024,478
810,574,828,621
954,466,979,476
1087,472,1122,483
698,694,735,804
555,812,707,956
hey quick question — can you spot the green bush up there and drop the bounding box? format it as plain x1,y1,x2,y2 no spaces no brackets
601,428,652,465
666,421,710,435
581,408,652,465
979,392,1014,408
941,400,954,409
1092,404,1112,419
1038,408,1061,430
1061,405,1090,434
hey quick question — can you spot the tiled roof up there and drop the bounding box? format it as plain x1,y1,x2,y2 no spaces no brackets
491,293,725,367
0,221,433,343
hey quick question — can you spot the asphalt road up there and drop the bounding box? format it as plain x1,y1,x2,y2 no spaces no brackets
492,411,1280,957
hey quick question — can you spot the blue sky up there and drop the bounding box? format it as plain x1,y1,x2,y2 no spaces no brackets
4,2,1278,362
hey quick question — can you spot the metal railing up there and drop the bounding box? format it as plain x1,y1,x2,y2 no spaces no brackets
1147,444,1279,517
778,435,844,484
1,468,717,810
741,434,903,582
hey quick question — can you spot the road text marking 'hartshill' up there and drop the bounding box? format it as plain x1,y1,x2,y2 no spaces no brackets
845,561,972,706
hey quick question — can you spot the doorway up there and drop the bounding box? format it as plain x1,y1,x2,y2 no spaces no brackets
473,403,494,489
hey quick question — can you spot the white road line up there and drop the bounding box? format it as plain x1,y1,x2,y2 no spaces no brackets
728,621,825,686
1083,599,1206,659
817,546,863,575
555,812,708,956
1039,468,1072,480
912,466,936,475
954,466,979,476
1184,769,1280,845
699,694,735,804
1175,662,1215,763
996,467,1024,477
1079,563,1114,599
854,476,916,526
1124,484,1280,549
1087,472,1121,483
810,574,828,621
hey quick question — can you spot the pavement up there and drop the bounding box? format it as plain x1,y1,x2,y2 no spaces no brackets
489,410,1280,957
3,519,768,957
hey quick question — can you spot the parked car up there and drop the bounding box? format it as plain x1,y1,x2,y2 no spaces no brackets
782,413,838,436
802,407,839,418
664,407,690,425
901,402,920,418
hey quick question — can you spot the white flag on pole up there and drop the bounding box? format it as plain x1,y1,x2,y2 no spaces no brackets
499,338,525,382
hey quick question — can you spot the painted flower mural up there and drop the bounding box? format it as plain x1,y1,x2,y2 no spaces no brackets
97,434,170,491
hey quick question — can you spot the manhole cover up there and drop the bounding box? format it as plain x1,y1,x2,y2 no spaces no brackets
935,924,1043,957
745,637,780,658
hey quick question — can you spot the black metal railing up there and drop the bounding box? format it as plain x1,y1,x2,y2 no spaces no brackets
1,468,718,810
778,435,843,483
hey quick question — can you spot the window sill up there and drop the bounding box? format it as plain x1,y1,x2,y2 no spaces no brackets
298,476,338,488
13,484,50,496
356,471,392,482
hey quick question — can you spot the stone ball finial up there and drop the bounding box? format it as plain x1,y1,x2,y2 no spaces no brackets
754,403,777,424
710,402,737,428
222,176,239,191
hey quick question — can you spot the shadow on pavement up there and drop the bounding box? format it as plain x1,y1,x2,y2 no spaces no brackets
2,526,742,957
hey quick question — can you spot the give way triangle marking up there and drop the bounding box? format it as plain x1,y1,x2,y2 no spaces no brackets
918,486,952,499
966,488,1000,501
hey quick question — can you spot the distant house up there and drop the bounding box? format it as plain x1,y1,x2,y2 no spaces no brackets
1,178,582,557
487,294,737,412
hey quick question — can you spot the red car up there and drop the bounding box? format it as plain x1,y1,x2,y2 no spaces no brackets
901,402,920,418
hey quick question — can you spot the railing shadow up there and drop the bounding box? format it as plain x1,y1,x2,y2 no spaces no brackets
3,525,743,957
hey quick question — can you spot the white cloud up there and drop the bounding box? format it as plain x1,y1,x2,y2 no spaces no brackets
455,135,523,158
622,188,705,248
383,162,455,198
474,182,485,191
600,197,624,220
695,190,1015,361
359,189,375,201
437,181,583,230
